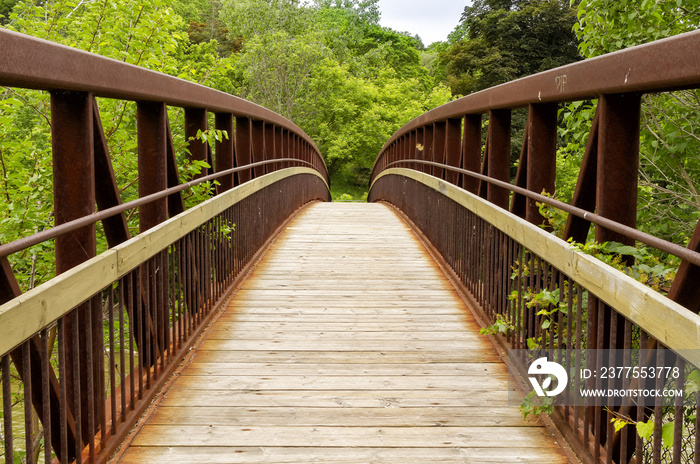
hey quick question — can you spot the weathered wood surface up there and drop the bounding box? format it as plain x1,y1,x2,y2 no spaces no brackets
116,203,568,464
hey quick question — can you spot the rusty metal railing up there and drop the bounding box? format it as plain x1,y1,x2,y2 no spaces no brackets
0,29,329,464
370,30,700,464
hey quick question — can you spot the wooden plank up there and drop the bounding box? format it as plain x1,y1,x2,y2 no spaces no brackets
204,330,483,341
224,303,467,310
191,350,502,364
119,446,570,464
198,339,491,352
173,375,510,391
148,406,534,427
159,389,520,408
215,314,470,323
224,304,467,313
182,362,507,376
207,321,478,331
131,425,560,448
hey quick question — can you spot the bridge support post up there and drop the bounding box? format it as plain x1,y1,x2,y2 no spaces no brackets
236,117,252,183
273,126,282,171
445,118,462,186
526,103,558,225
414,129,423,172
461,114,482,194
52,91,103,453
185,108,209,180
408,130,417,171
252,120,266,178
137,101,169,231
422,125,434,175
594,93,641,463
432,121,446,180
596,93,641,245
487,109,511,209
264,123,275,175
137,101,169,378
215,113,235,191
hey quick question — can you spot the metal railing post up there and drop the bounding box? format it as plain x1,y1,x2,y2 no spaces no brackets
235,117,253,183
214,113,235,192
461,114,482,194
52,90,102,453
487,109,511,209
526,103,558,225
445,118,462,186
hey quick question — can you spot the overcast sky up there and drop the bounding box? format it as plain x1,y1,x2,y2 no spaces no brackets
377,1,471,46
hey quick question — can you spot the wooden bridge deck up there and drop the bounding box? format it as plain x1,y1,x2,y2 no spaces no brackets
114,202,569,464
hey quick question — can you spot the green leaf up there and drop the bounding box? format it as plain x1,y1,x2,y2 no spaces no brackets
605,242,642,258
661,422,675,449
611,417,628,433
636,420,654,440
687,370,700,394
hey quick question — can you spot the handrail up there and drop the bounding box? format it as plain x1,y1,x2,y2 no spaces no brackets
0,28,325,166
369,31,700,464
0,158,316,259
0,168,326,357
372,29,700,172
374,168,700,366
380,159,700,267
0,28,330,464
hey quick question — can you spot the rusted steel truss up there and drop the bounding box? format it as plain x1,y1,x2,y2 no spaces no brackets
370,30,700,464
0,29,329,464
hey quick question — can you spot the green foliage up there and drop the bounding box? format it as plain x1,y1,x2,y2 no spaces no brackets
612,413,686,451
439,0,581,96
536,190,679,293
329,171,368,201
218,0,452,182
636,419,655,440
520,390,553,419
0,0,17,24
555,100,596,204
568,240,677,292
1,0,236,290
566,0,700,246
479,313,515,335
575,0,700,58
686,369,700,395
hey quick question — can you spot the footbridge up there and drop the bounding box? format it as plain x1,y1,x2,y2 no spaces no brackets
1,28,700,464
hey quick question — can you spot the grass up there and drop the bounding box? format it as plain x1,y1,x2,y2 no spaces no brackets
329,173,368,202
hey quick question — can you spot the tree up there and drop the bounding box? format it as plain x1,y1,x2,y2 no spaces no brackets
0,0,17,24
218,0,451,188
439,0,580,95
558,0,700,245
219,0,312,38
1,0,234,289
575,0,700,57
172,0,242,57
237,31,329,121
